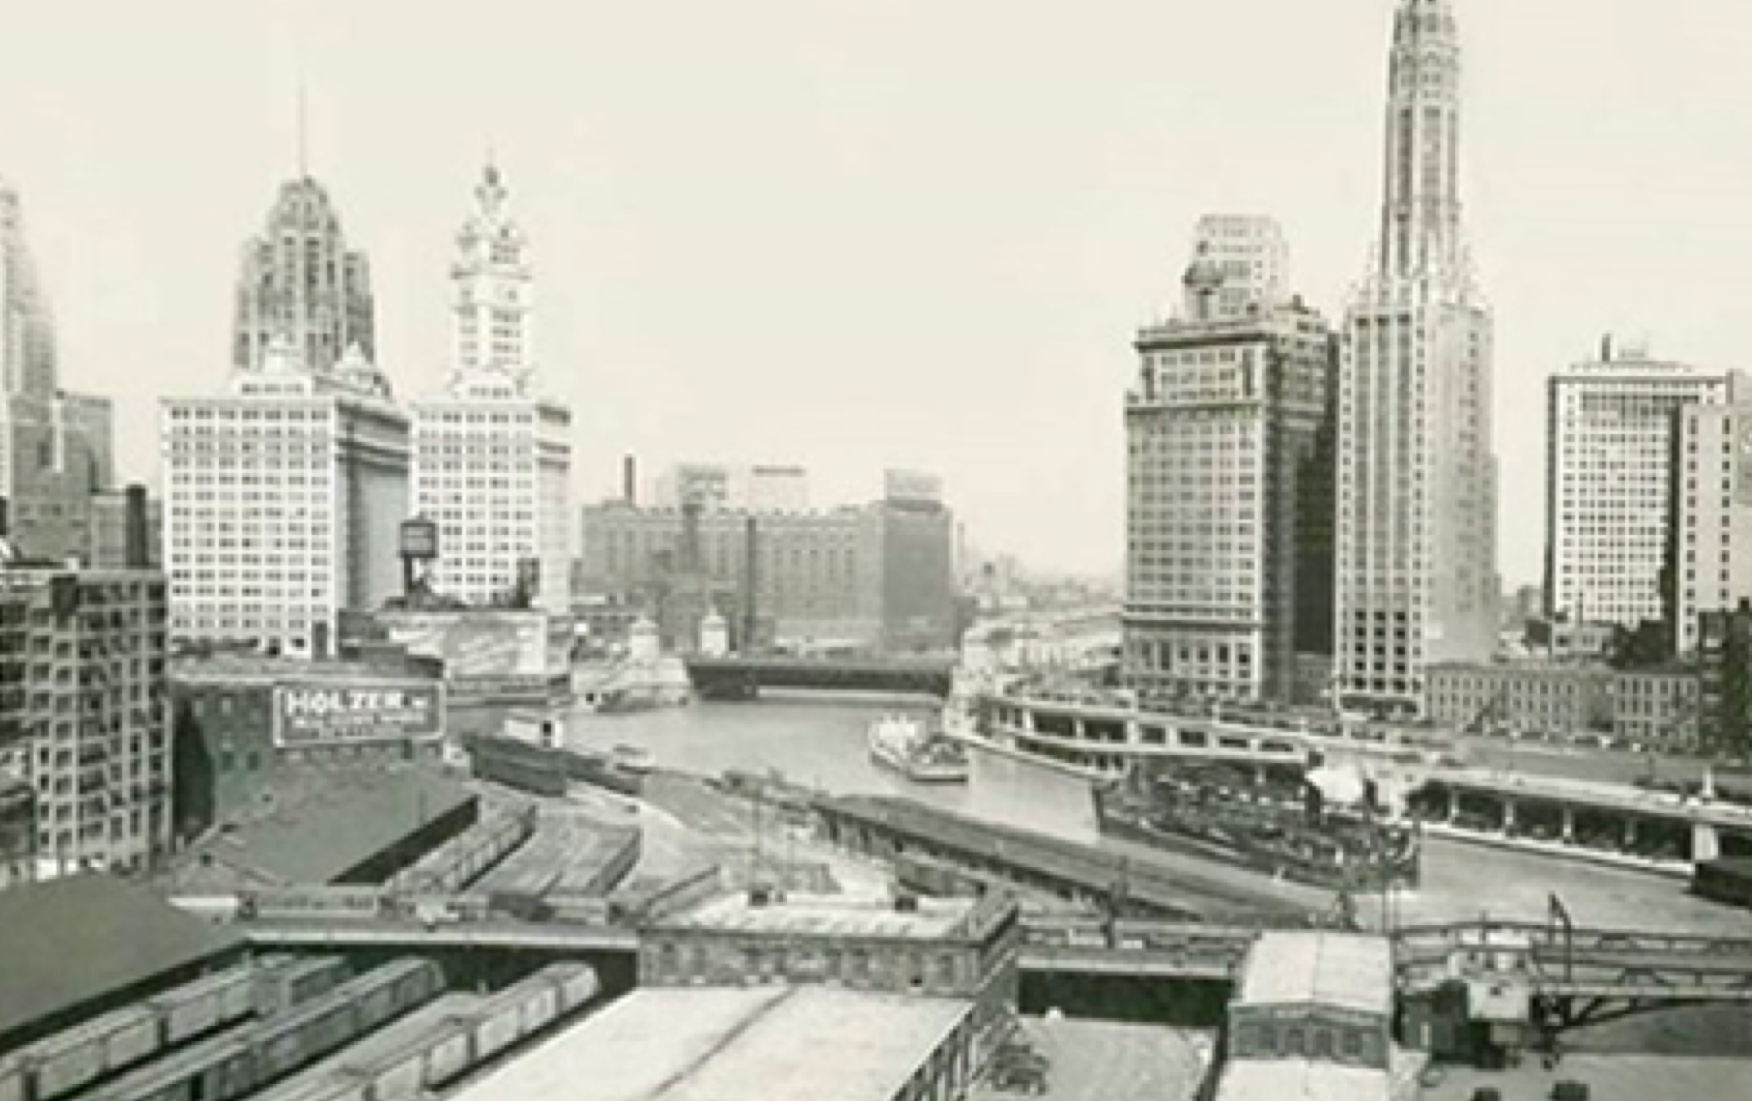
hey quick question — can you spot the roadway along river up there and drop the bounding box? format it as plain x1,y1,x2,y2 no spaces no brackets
567,693,1752,936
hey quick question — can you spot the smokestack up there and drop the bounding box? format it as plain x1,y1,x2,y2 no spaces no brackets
743,515,758,653
623,454,638,506
0,497,9,539
1601,334,1613,363
124,484,150,569
681,500,703,574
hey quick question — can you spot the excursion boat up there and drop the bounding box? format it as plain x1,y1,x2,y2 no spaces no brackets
611,744,657,776
868,714,971,785
1094,761,1422,892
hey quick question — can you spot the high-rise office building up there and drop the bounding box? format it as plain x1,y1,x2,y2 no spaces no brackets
0,556,170,877
1334,0,1497,715
1124,222,1337,701
1545,341,1732,629
165,341,408,655
233,176,375,375
1667,402,1752,657
1185,215,1289,320
412,163,572,612
0,181,115,560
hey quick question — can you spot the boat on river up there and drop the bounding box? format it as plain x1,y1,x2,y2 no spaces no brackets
869,714,971,784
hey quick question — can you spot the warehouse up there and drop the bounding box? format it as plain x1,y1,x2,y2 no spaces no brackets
0,875,245,1050
452,987,979,1101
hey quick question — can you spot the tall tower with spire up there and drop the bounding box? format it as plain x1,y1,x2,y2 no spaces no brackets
1333,0,1497,715
0,180,115,560
448,160,533,395
413,160,573,612
232,170,376,376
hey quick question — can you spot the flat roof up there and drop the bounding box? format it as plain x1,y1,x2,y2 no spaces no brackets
451,987,970,1101
966,1018,1212,1101
171,767,473,887
1235,932,1393,1017
0,875,244,1045
1419,1054,1752,1101
656,891,977,941
1213,1059,1391,1101
170,654,432,684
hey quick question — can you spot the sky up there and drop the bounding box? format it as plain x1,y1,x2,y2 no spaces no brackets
3,0,1751,583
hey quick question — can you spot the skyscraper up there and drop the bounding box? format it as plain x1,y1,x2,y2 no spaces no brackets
1124,220,1336,702
1334,0,1497,715
1545,340,1732,629
0,180,115,560
1185,215,1289,321
412,163,573,612
167,172,405,656
232,176,375,374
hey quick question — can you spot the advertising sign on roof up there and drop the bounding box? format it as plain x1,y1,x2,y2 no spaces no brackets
273,680,445,747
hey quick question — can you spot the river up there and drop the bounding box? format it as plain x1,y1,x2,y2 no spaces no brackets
566,693,1752,936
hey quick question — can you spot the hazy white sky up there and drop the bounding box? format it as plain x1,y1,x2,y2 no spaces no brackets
4,0,1751,582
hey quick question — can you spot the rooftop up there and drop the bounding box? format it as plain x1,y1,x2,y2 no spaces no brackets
966,1018,1212,1101
1212,1059,1392,1101
1418,1054,1752,1101
168,767,474,888
1234,932,1394,1017
170,654,432,684
0,875,244,1046
450,986,970,1101
657,890,979,941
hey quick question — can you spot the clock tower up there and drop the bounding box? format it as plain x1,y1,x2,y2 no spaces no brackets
449,160,533,396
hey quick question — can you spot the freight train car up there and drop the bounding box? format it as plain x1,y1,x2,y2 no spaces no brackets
470,739,569,798
386,806,537,895
252,957,352,1018
82,959,443,1101
242,964,600,1101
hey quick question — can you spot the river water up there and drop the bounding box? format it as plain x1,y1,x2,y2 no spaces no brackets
566,693,1752,936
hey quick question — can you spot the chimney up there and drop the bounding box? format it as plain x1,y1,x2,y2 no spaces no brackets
623,454,638,506
1601,334,1614,363
0,497,8,539
742,515,759,652
124,484,151,569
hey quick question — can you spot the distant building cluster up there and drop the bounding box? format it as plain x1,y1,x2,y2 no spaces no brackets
580,468,959,654
1120,0,1752,757
1124,0,1494,718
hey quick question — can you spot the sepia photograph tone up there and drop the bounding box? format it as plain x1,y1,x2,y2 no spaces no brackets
3,1,1752,1098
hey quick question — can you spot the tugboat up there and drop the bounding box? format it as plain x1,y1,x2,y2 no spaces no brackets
868,714,971,785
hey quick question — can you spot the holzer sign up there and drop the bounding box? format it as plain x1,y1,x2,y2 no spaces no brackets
273,681,445,747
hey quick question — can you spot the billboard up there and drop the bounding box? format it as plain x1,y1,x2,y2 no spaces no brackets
380,611,565,678
884,469,944,506
273,679,445,747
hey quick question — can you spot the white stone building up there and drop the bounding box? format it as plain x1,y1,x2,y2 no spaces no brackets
412,163,573,613
1544,344,1732,629
1335,0,1498,715
1124,221,1335,702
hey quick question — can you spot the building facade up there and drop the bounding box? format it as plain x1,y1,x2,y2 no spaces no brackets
233,176,374,375
170,654,444,838
87,486,161,571
1124,224,1336,702
1185,214,1289,319
653,463,810,513
1335,0,1498,715
1545,344,1731,628
163,338,409,657
0,562,170,876
1425,661,1699,748
582,478,957,654
1667,401,1752,658
0,181,116,561
412,164,572,613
